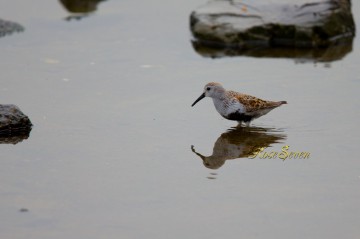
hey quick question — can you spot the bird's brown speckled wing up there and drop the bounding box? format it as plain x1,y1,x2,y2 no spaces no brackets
228,91,284,113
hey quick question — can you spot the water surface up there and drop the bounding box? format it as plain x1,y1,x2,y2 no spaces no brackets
1,0,360,238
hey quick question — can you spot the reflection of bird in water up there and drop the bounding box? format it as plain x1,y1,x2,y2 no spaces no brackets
191,126,286,169
191,82,286,126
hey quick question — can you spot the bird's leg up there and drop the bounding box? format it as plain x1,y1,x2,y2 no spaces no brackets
245,121,251,127
236,121,243,128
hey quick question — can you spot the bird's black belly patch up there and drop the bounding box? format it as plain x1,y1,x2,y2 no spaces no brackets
224,112,254,122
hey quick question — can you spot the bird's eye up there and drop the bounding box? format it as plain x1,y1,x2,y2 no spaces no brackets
206,87,210,91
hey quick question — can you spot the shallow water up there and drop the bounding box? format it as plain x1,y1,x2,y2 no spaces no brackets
1,0,360,238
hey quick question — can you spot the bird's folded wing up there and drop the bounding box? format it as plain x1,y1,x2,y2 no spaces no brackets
234,94,281,112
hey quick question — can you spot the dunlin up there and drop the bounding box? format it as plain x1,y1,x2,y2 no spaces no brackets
191,82,287,126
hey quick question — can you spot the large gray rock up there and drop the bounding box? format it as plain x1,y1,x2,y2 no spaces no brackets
0,105,32,144
190,0,355,48
0,19,24,38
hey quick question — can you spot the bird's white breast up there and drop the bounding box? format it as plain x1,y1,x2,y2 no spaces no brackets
212,98,245,117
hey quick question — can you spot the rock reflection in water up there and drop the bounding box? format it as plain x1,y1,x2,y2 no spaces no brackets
192,40,353,63
191,126,286,169
59,0,106,20
0,130,31,145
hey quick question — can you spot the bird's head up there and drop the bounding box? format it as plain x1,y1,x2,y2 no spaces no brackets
191,82,225,107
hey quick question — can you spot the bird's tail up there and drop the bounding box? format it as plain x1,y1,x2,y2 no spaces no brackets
267,100,287,108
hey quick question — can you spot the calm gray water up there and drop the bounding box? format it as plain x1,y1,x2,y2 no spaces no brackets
1,0,360,238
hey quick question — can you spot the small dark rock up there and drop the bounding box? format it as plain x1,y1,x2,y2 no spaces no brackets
0,104,32,144
19,208,29,212
59,0,106,21
59,0,106,13
0,19,24,38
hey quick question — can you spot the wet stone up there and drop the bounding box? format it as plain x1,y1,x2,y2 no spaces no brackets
19,208,29,213
190,0,355,48
60,0,106,13
0,19,24,38
0,105,32,144
59,0,106,21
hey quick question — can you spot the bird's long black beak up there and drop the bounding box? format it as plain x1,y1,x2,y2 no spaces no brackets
191,93,205,107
